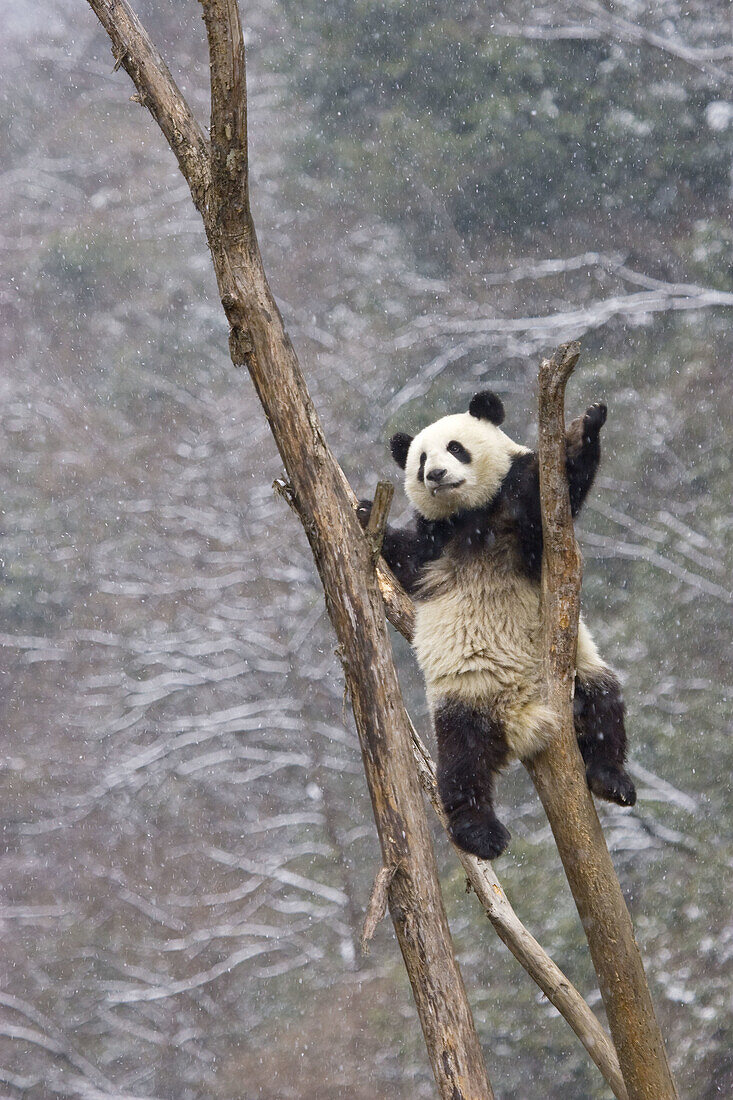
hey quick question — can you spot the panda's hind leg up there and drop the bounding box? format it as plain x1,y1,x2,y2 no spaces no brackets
575,622,636,807
434,697,511,860
574,670,636,807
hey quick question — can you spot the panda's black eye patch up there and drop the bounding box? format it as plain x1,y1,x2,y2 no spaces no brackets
447,440,471,464
417,452,427,483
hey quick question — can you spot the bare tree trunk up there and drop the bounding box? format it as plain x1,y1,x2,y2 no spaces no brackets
528,342,679,1100
86,2,493,1096
82,6,677,1099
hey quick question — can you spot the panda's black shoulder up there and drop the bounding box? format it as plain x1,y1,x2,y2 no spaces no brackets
500,451,539,507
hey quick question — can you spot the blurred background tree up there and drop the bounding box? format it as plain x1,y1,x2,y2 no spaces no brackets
285,0,733,250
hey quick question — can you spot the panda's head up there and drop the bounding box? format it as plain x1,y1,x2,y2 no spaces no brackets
390,391,529,521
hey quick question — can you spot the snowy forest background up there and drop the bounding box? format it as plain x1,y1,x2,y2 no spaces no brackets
2,1,733,1096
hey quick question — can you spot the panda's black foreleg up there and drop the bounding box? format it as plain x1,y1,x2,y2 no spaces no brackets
574,672,636,807
356,501,451,595
433,697,511,860
566,402,606,517
356,502,425,593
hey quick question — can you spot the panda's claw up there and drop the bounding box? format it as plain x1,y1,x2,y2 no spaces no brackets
356,499,373,529
583,402,607,439
586,764,637,807
448,809,511,861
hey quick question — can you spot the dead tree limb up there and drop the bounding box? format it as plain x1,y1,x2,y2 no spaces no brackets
82,5,663,1097
365,480,395,561
86,1,492,1096
525,341,679,1100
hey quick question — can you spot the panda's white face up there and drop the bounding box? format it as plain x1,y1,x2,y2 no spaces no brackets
404,411,528,521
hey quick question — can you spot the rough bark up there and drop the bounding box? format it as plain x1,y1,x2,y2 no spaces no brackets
526,342,679,1100
86,1,493,1096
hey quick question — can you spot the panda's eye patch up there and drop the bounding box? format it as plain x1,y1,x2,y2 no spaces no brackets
417,452,427,483
447,440,471,464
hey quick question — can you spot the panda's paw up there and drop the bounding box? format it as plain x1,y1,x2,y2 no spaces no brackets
587,764,637,807
583,402,607,440
356,499,373,529
449,808,511,861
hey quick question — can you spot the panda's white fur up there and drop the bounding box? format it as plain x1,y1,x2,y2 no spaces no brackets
406,411,608,761
405,412,529,521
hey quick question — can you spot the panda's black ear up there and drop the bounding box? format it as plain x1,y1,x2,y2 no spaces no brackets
469,391,505,425
389,432,413,470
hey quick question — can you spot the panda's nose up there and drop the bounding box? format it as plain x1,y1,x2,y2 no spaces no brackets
426,467,447,484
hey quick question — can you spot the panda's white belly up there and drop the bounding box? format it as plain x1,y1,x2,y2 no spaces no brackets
414,552,542,696
413,551,553,759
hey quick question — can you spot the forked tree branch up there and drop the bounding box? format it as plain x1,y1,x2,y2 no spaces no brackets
83,4,656,1098
87,2,492,1097
526,342,679,1100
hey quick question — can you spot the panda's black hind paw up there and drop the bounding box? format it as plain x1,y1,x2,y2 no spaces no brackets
587,764,636,807
448,808,511,861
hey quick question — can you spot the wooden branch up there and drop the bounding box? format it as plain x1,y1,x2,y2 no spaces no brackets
200,0,250,238
408,720,628,1100
527,342,679,1100
365,481,394,561
85,0,211,215
87,3,494,1097
377,557,415,639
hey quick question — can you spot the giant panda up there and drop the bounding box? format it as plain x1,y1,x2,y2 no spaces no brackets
358,390,636,861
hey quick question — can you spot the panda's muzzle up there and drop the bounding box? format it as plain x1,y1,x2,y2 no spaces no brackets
426,467,465,495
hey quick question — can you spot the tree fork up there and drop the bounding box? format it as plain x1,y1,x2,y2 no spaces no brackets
83,3,673,1097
